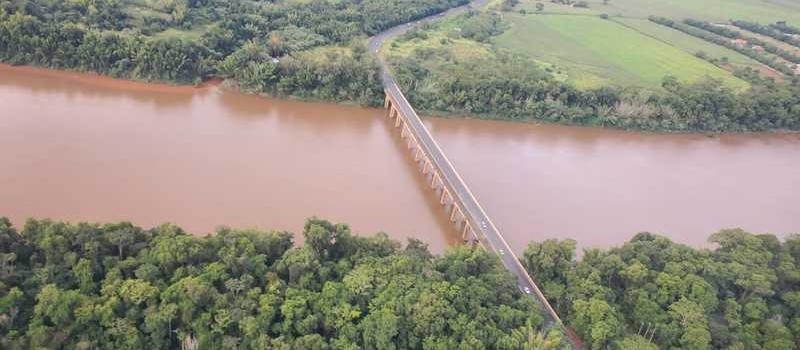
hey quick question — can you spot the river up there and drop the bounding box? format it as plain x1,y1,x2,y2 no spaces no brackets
2,64,799,253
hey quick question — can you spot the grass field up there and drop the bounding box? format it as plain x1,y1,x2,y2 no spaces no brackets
383,0,800,91
493,14,622,88
614,18,763,66
494,14,750,89
519,0,800,26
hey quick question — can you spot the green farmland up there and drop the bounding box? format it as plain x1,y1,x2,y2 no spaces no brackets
383,0,800,91
494,14,750,89
602,0,800,25
613,18,762,66
379,0,800,132
521,0,800,26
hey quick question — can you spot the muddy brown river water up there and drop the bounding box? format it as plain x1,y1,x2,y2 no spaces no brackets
2,64,799,253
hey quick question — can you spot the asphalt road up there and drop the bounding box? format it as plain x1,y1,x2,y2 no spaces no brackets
368,1,575,341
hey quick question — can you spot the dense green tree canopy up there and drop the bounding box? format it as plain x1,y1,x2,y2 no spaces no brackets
0,0,469,105
522,230,800,350
0,217,563,349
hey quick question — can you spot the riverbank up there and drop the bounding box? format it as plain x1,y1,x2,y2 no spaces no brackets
9,60,800,137
0,0,489,109
417,106,800,136
0,63,221,93
5,0,800,133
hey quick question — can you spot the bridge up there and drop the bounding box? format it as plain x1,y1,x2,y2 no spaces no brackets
369,2,581,347
382,80,568,330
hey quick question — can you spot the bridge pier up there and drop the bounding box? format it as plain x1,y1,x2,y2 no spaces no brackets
430,172,441,189
440,188,451,205
449,204,462,223
462,223,472,240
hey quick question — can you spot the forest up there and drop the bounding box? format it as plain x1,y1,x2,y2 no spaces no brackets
0,0,469,105
3,217,798,349
522,230,800,350
0,217,566,349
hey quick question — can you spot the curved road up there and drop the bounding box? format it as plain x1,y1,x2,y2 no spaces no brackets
368,2,582,348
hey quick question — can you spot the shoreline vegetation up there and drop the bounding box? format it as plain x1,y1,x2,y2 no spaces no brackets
0,1,799,134
0,0,472,107
1,217,797,349
4,62,800,137
0,63,371,109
